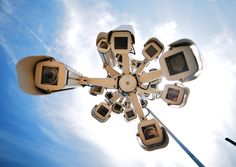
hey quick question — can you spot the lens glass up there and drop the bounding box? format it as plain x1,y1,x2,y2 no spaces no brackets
114,37,128,49
166,88,180,101
126,110,135,118
41,66,58,85
165,52,189,75
113,103,122,111
145,45,158,58
97,105,109,117
142,124,159,140
100,41,109,49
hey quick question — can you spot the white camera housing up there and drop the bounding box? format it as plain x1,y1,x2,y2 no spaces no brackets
16,56,81,95
159,39,203,82
91,102,112,122
96,32,116,67
107,25,135,55
161,84,189,106
124,108,137,121
137,119,169,150
142,38,164,61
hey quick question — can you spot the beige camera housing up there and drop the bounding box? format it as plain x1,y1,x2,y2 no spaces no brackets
89,86,105,96
107,25,135,55
16,56,81,95
142,38,164,61
112,102,124,114
124,108,137,121
161,84,189,106
91,102,112,122
159,45,202,82
137,119,163,147
96,32,116,67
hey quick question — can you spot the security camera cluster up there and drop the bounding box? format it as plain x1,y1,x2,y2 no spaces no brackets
16,25,203,151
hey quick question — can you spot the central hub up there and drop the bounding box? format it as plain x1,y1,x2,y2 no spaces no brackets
119,75,137,93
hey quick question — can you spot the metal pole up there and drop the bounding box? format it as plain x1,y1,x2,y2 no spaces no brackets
225,138,236,146
146,108,205,167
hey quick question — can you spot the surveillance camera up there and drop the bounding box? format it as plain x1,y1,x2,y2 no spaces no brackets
89,85,104,96
137,119,169,151
112,102,124,114
161,84,190,106
91,102,112,122
142,38,164,61
96,32,116,67
16,56,81,95
107,25,135,55
159,39,203,82
105,91,121,104
124,108,137,121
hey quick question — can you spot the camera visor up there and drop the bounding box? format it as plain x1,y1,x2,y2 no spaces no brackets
114,37,128,49
142,124,159,140
165,52,189,76
41,66,59,85
97,105,109,117
145,45,158,58
126,110,135,118
166,88,180,101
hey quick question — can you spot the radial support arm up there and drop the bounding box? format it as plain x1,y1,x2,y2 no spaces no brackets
79,76,118,89
122,53,131,74
128,92,146,121
138,70,162,83
103,64,121,77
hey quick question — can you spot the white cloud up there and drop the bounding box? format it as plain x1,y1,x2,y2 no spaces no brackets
37,1,236,167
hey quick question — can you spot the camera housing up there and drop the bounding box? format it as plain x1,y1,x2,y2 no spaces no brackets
91,102,112,122
124,108,137,121
89,85,104,96
137,119,169,150
142,38,164,61
96,32,116,67
159,39,203,82
112,102,124,114
16,56,81,95
107,25,135,55
161,84,189,106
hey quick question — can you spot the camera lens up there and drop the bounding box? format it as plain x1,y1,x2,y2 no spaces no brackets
42,66,58,85
166,88,180,101
142,124,159,140
165,52,189,75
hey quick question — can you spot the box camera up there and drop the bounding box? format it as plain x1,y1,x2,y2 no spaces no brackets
89,85,104,96
159,39,203,82
96,32,116,67
124,108,137,121
112,102,124,114
107,25,135,55
161,84,189,106
137,119,169,150
142,38,164,61
16,56,81,95
91,102,112,122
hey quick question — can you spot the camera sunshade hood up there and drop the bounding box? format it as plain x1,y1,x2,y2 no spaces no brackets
16,55,53,95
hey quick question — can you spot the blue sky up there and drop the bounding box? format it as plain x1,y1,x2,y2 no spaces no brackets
1,0,236,167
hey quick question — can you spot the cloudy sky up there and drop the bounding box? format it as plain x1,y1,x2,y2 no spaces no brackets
1,0,236,166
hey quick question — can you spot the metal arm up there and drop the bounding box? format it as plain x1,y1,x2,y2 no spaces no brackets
138,69,162,83
103,63,121,77
128,92,146,121
79,76,118,89
122,53,131,74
